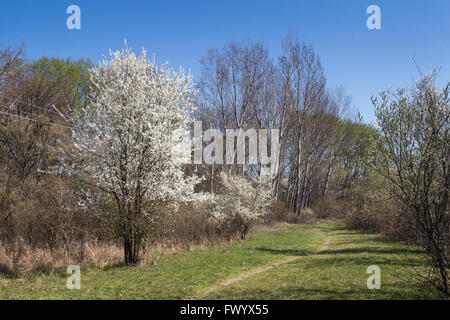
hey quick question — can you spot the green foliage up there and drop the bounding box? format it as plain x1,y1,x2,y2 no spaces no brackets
26,56,93,110
334,119,378,192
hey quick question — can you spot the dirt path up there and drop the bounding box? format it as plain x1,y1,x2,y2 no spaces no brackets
321,237,331,250
196,236,331,298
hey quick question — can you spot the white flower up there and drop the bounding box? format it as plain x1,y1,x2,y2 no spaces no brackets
208,172,274,238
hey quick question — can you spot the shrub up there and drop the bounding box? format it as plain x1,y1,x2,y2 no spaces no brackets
208,173,274,239
372,72,449,294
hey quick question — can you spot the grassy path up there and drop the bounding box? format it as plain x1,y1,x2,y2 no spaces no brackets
0,222,446,299
197,236,332,298
204,223,445,299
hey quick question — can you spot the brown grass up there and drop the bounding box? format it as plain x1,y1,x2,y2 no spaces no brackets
0,200,296,275
0,239,122,275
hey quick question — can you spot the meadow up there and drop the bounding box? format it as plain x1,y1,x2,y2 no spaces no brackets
0,222,445,300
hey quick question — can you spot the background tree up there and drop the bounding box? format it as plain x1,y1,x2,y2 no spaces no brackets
197,40,276,191
0,47,93,252
277,33,350,215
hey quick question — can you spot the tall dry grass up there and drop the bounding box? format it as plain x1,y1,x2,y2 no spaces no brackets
0,198,294,275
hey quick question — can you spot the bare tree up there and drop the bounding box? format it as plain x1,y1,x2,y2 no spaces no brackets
278,33,344,214
197,40,276,189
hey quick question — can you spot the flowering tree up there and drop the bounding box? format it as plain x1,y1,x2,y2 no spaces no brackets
56,44,201,264
371,71,449,295
209,173,273,239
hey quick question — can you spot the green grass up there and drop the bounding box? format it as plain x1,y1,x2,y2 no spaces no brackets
204,223,446,300
0,222,446,299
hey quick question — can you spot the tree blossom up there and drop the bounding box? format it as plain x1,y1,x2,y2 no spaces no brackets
55,43,202,264
208,172,273,239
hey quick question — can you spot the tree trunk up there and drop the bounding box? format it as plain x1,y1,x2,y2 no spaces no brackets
322,156,333,198
210,163,215,194
123,233,141,265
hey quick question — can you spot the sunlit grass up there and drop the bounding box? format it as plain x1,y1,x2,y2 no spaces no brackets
0,222,445,299
204,223,446,299
0,224,325,299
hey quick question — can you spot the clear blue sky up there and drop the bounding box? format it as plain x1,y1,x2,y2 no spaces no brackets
1,0,449,125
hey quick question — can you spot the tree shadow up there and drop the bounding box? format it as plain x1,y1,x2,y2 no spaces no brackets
101,262,130,271
0,263,19,278
308,255,426,268
318,247,420,256
214,283,443,300
254,247,314,256
254,246,419,258
253,244,426,268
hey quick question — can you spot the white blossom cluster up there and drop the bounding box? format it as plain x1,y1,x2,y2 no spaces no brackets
208,172,273,238
54,43,203,219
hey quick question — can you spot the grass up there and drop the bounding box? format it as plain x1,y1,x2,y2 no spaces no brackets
0,222,447,299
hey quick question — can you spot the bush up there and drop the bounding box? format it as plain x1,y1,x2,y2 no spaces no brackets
208,173,274,239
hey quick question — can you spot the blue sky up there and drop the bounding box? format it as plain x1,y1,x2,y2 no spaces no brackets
1,0,449,125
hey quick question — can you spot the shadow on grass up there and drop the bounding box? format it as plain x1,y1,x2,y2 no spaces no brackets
254,247,314,256
318,247,421,256
212,282,443,300
254,246,419,258
308,255,427,268
253,243,427,269
101,262,142,272
0,263,19,278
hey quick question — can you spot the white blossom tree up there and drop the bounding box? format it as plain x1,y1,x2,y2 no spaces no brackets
55,44,202,264
209,172,273,239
